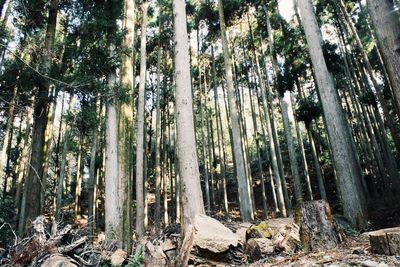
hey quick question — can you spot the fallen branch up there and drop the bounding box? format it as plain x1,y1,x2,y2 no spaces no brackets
58,236,88,253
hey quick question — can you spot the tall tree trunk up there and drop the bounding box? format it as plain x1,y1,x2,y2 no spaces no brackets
0,86,17,190
154,36,162,232
20,0,58,233
337,0,400,153
55,94,75,221
74,136,84,220
366,0,400,115
263,7,292,214
105,62,122,246
211,46,229,218
217,0,253,221
88,96,101,237
118,0,136,248
172,0,205,231
135,0,147,238
297,0,367,227
15,96,34,219
280,92,303,203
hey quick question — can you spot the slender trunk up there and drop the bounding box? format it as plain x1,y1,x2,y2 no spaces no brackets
118,0,136,248
172,0,205,232
88,96,101,237
211,46,229,218
21,0,58,232
366,0,400,116
217,0,253,221
0,86,17,190
15,97,34,217
105,63,122,246
55,94,75,221
297,0,367,227
135,0,148,238
154,40,162,231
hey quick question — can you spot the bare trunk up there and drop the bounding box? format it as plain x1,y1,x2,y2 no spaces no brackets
297,0,367,227
118,0,136,247
105,65,122,246
135,0,147,238
172,0,205,231
366,0,400,116
20,0,58,232
217,0,253,221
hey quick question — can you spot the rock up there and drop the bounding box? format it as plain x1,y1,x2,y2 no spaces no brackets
246,221,273,240
245,238,274,261
110,249,127,266
361,260,380,267
236,223,252,244
352,247,365,255
144,241,167,266
377,263,389,267
40,254,78,267
272,223,300,253
193,214,239,253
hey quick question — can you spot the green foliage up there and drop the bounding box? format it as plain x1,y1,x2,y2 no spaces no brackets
296,96,323,125
276,62,295,96
359,90,378,107
322,41,342,74
125,245,144,267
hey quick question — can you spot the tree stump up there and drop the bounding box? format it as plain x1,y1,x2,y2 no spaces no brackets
296,200,341,251
369,227,400,255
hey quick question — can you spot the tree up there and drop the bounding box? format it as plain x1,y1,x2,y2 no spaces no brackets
118,0,136,249
297,0,367,227
105,62,122,245
19,0,58,233
366,0,400,114
217,0,253,221
135,0,148,237
172,0,205,231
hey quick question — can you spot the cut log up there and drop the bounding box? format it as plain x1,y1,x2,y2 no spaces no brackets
369,227,400,256
297,200,341,251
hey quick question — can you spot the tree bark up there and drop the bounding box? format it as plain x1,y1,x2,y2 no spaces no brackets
297,0,367,227
105,62,122,246
135,0,147,238
172,0,205,231
366,0,400,116
21,0,58,233
217,0,253,221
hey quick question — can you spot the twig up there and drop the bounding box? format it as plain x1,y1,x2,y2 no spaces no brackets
58,236,88,253
0,223,17,246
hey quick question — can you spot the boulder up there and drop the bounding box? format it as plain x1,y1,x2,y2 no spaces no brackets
246,221,273,240
110,249,127,266
144,241,167,267
193,214,239,253
40,254,78,267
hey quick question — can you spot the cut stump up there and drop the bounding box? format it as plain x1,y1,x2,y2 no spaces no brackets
296,200,341,251
369,227,400,256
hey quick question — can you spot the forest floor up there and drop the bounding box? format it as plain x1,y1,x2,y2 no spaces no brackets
249,233,400,267
2,197,400,266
